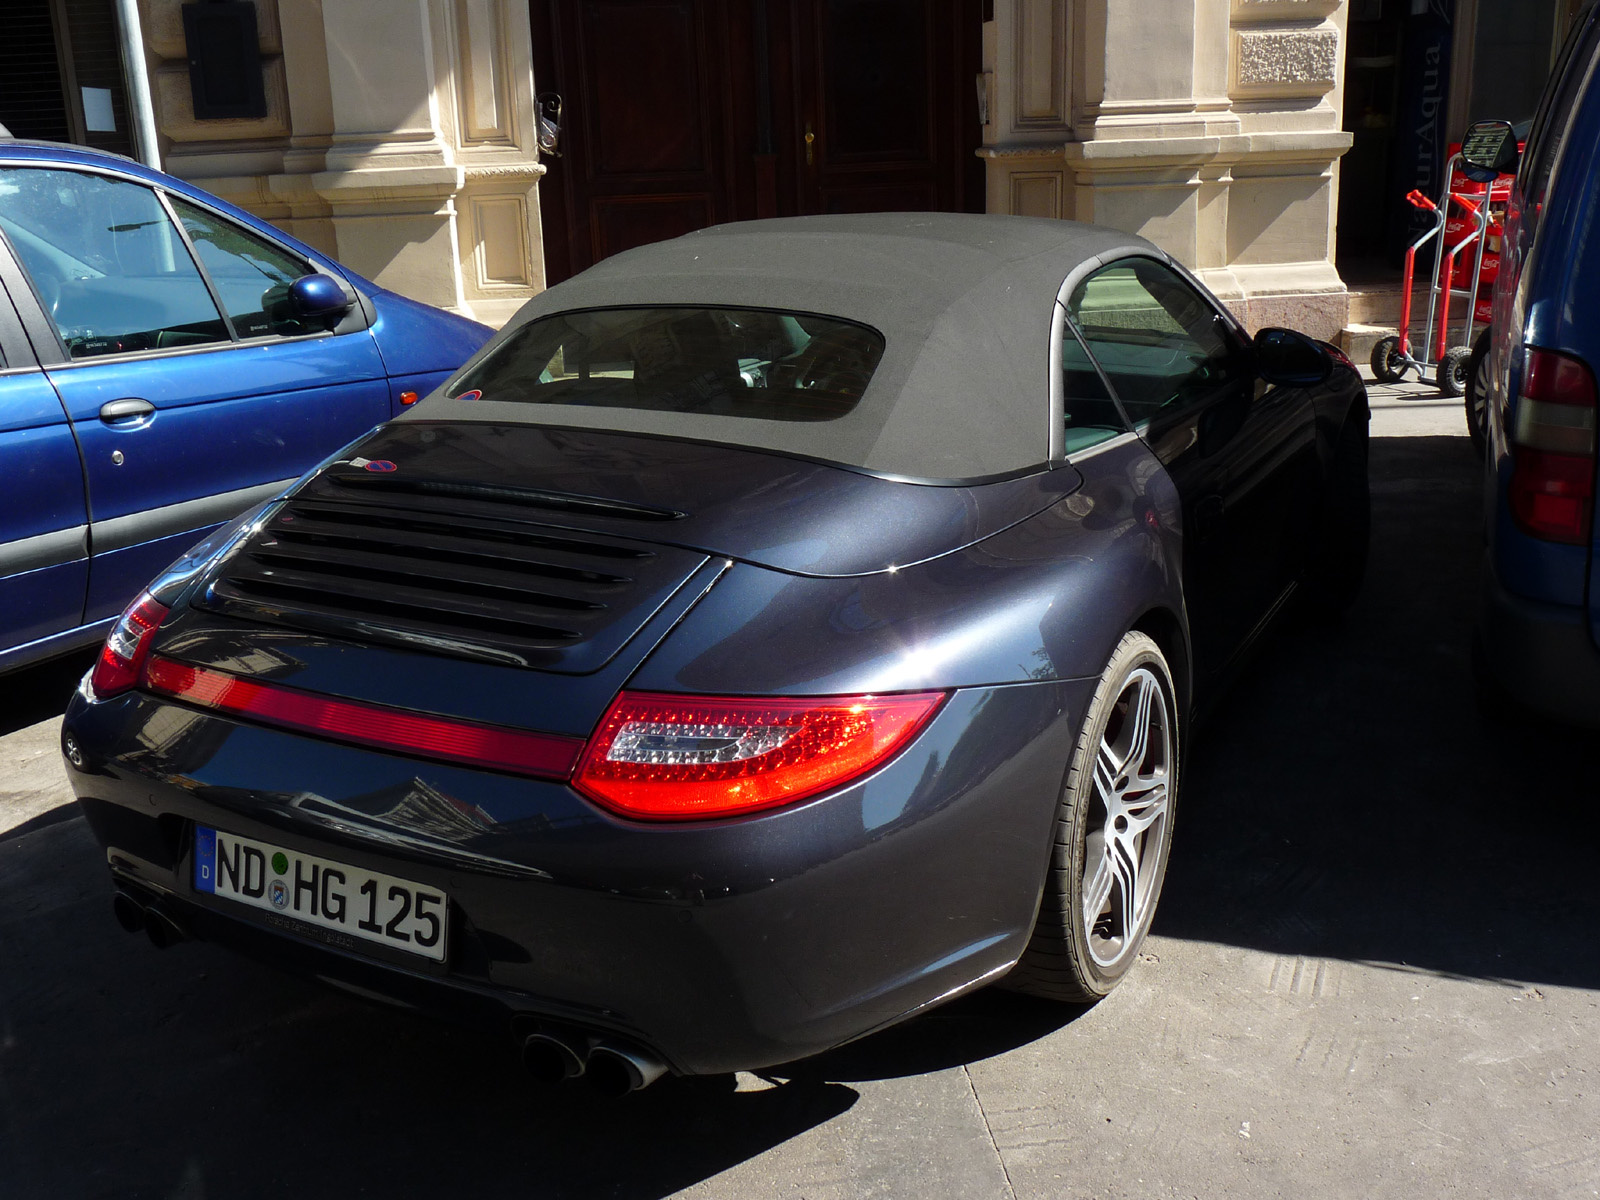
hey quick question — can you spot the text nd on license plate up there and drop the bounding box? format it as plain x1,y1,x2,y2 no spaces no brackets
193,827,447,963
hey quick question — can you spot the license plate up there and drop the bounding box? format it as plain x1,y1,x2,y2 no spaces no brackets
193,827,447,963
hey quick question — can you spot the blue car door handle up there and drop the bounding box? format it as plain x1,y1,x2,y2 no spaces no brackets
99,398,155,423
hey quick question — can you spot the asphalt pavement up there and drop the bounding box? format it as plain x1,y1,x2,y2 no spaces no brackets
3,381,1598,1199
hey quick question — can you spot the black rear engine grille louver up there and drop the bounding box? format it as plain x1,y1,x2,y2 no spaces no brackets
194,499,707,670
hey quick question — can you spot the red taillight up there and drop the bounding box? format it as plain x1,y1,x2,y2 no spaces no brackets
142,655,583,778
91,593,170,697
1509,348,1597,544
572,690,947,821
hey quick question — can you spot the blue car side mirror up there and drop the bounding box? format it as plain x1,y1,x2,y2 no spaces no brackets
288,273,354,328
1254,327,1333,388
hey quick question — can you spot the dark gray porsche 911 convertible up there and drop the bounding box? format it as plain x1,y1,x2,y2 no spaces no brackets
62,214,1368,1094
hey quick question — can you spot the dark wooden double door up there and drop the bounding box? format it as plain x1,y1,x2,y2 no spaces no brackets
532,0,983,285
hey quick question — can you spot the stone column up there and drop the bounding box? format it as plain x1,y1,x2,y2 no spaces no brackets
138,0,546,324
983,0,1353,338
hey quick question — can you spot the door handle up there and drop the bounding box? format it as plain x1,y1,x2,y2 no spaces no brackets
99,398,154,423
804,122,815,167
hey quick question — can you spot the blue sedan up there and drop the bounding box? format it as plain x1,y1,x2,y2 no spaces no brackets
0,140,491,673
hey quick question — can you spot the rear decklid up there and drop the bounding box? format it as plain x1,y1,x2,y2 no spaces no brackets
161,421,1076,733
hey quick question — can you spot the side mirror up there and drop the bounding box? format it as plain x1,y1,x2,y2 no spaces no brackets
1254,327,1332,388
1460,119,1520,179
287,273,354,328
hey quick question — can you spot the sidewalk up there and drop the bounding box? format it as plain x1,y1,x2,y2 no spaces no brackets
1359,363,1470,439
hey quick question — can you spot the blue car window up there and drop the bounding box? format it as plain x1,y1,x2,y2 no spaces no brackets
169,197,315,340
1068,258,1243,427
0,167,229,358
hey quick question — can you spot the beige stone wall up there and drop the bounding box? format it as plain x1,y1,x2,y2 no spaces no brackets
981,0,1352,338
140,0,545,326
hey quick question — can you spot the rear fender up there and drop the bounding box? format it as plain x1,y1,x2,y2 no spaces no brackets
631,436,1186,695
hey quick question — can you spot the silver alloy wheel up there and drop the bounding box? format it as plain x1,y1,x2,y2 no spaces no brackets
1081,666,1172,968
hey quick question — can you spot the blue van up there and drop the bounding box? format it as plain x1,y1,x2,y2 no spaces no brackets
1471,1,1600,725
0,141,491,674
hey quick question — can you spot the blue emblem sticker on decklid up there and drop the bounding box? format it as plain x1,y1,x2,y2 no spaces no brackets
194,826,216,893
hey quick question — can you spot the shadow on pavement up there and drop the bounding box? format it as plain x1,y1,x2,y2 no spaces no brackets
1157,433,1600,989
0,819,856,1199
0,648,94,738
774,988,1083,1083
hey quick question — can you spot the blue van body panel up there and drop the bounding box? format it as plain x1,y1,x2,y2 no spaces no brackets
1479,3,1600,723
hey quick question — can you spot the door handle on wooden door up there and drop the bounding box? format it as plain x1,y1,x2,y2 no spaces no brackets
804,122,815,167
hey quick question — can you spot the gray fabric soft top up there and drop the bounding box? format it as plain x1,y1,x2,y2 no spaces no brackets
404,213,1153,482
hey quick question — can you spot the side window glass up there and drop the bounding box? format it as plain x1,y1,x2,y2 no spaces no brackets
1068,258,1241,427
1519,20,1596,218
169,198,316,339
0,167,227,358
1060,316,1127,453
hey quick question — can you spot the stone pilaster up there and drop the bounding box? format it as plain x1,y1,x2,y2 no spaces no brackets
139,0,544,323
983,0,1352,339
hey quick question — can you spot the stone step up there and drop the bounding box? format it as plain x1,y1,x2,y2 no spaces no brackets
1338,322,1397,364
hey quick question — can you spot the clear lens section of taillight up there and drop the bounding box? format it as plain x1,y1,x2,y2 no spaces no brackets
1509,347,1597,544
90,592,170,697
573,690,948,820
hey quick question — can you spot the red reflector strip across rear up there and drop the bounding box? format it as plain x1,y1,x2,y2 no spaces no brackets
141,655,583,780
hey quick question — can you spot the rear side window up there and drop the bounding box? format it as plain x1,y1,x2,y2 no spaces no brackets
169,197,315,339
451,307,885,422
0,167,227,358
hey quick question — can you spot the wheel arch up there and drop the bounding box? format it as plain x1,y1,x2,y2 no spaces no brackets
1129,605,1191,726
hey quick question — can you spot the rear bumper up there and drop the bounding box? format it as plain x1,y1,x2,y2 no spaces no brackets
63,676,1091,1075
1479,560,1600,727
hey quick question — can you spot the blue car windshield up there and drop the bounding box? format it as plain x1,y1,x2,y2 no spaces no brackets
449,307,885,423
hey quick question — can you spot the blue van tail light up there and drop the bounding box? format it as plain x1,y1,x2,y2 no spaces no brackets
1509,348,1597,545
91,593,171,697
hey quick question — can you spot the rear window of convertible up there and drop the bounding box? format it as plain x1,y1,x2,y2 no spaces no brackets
449,307,885,422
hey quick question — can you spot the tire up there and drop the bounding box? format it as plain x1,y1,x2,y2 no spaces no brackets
1303,410,1371,617
1371,335,1407,383
1005,631,1179,1004
1439,345,1472,398
1465,328,1491,456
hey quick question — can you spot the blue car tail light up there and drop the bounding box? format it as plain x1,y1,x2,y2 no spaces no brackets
1509,347,1597,545
573,690,947,821
91,592,171,697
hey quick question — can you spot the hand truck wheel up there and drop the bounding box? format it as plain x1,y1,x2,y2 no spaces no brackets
1370,335,1407,383
1439,345,1472,398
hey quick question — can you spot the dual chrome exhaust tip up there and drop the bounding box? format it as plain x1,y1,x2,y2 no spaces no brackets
521,1027,668,1096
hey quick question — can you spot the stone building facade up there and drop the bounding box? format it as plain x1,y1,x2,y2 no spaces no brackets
979,0,1351,336
14,0,1564,338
